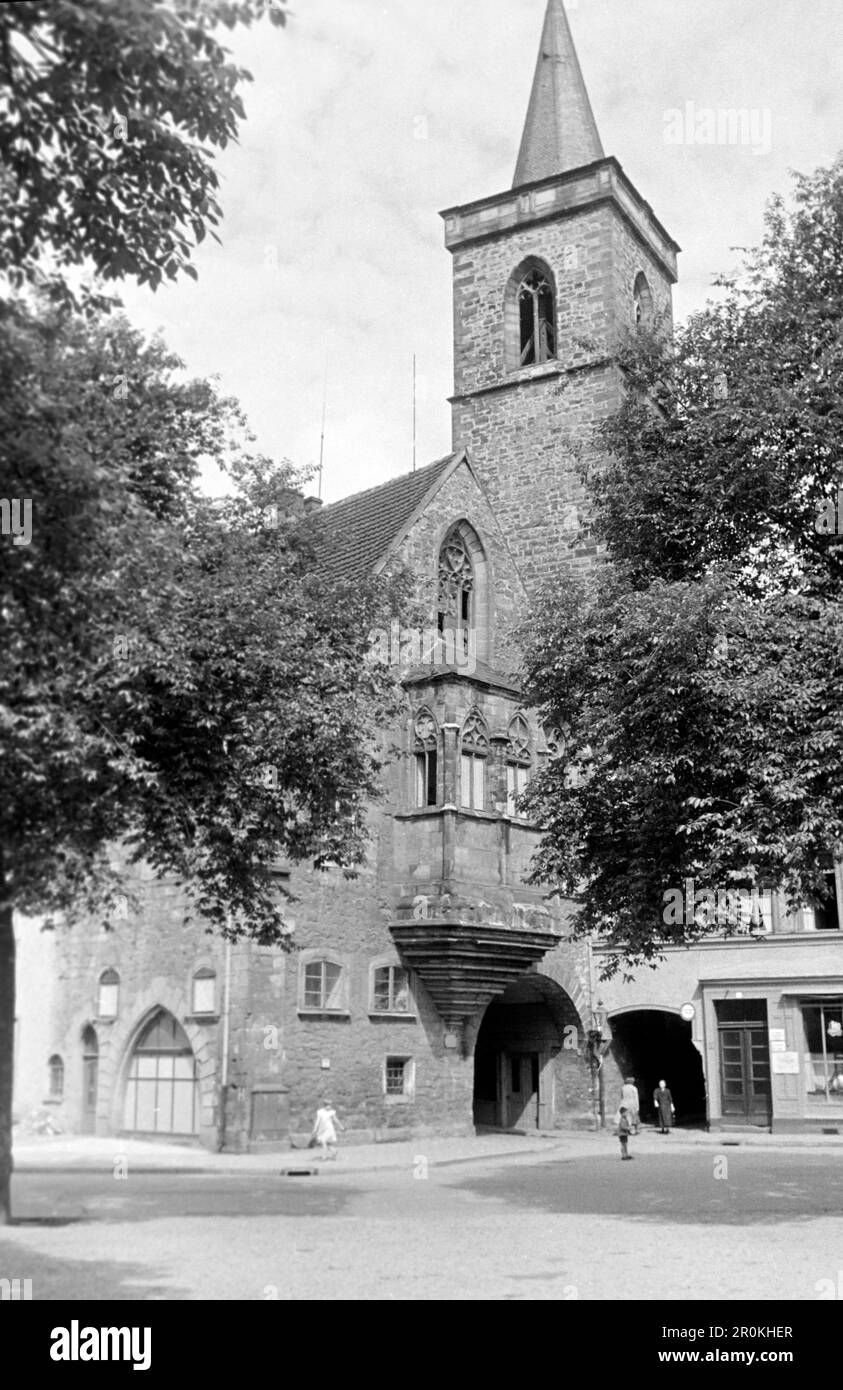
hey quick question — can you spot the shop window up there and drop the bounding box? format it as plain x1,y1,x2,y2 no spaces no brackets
97,968,119,1019
371,965,411,1015
384,1055,415,1099
191,967,216,1015
802,1002,843,1102
300,957,346,1013
48,1054,64,1099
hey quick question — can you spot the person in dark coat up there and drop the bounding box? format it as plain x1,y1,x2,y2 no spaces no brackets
654,1080,675,1133
618,1106,633,1160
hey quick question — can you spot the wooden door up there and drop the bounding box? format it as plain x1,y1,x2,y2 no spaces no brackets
505,1053,540,1129
719,1024,771,1125
81,1053,98,1134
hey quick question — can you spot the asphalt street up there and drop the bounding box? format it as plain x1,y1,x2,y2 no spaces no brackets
3,1146,842,1299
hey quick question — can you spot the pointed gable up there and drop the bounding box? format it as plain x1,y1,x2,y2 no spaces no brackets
513,0,604,187
313,452,461,582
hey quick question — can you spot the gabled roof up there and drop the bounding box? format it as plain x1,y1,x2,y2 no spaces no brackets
513,0,604,187
312,451,465,582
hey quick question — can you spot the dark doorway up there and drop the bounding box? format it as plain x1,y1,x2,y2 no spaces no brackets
715,999,771,1126
473,974,585,1130
81,1026,99,1134
609,1010,707,1127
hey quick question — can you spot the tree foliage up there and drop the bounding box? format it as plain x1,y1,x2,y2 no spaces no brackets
1,297,404,944
522,158,843,972
0,0,286,297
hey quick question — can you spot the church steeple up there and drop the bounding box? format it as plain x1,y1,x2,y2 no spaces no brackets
513,0,603,187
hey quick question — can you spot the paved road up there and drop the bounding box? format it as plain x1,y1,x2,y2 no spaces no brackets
3,1146,842,1299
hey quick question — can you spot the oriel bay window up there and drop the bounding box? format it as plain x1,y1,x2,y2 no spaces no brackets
460,709,489,811
506,713,531,818
413,709,439,808
802,1002,843,1102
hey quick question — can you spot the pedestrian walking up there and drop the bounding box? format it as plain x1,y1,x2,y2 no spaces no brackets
621,1076,640,1134
311,1099,344,1160
653,1079,675,1134
618,1105,633,1160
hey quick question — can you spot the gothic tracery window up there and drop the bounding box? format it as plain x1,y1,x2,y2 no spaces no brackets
506,713,531,818
414,709,438,808
518,268,556,366
437,529,474,636
460,709,488,811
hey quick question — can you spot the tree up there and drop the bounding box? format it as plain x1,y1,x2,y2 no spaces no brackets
0,0,287,299
0,298,404,1221
521,158,843,975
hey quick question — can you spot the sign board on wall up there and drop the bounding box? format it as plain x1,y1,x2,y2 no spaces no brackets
768,1028,786,1053
771,1051,799,1074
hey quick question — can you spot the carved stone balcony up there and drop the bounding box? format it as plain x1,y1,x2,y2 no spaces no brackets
390,891,563,1029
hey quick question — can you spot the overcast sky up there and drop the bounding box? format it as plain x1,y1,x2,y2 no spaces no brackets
120,0,842,503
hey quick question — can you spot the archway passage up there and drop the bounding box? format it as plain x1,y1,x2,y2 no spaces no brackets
123,1010,198,1136
609,1010,707,1127
473,974,588,1130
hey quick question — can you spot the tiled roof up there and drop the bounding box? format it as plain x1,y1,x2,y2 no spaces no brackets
312,452,460,582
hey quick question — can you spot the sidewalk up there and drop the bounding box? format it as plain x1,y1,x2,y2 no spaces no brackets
12,1123,843,1176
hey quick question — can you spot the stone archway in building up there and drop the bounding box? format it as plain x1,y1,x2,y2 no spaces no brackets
472,974,589,1131
608,1009,707,1127
121,1008,199,1137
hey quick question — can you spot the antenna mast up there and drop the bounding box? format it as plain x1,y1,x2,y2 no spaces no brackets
412,354,417,473
317,356,328,499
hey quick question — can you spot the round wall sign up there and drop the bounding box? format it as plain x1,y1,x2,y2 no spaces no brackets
679,1003,695,1022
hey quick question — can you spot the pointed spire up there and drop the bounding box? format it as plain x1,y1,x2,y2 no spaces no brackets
513,0,604,187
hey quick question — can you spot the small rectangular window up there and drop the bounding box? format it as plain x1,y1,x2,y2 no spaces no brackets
415,749,437,808
384,1056,414,1098
191,971,216,1014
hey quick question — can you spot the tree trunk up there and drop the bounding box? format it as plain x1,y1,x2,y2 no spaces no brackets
0,899,14,1224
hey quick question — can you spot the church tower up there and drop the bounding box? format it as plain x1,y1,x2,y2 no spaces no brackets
441,0,680,593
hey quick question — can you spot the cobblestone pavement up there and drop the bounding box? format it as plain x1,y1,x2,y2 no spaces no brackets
3,1143,842,1300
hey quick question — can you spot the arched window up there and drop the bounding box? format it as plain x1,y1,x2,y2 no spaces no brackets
460,709,489,811
191,967,216,1016
518,268,556,366
48,1054,64,1099
437,528,474,637
506,713,532,818
97,968,119,1019
123,1010,198,1136
413,709,439,809
299,954,347,1013
633,272,654,327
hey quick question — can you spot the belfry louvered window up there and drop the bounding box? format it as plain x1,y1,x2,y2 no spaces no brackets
518,269,556,366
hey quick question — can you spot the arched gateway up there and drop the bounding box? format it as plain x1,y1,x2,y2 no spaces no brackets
473,974,588,1130
122,1009,199,1137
